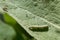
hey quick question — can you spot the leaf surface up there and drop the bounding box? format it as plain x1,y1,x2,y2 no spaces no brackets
0,0,60,40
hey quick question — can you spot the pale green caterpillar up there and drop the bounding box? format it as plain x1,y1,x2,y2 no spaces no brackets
29,25,49,32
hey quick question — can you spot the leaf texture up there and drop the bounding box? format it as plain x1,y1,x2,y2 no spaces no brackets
0,0,60,40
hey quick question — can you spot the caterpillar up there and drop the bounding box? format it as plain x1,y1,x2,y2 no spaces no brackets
29,25,49,32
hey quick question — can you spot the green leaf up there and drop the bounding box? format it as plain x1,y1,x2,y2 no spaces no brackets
0,0,60,40
3,13,17,26
7,7,60,40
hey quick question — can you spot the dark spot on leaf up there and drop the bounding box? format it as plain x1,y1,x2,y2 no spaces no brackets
34,3,38,7
3,7,8,12
3,5,8,12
